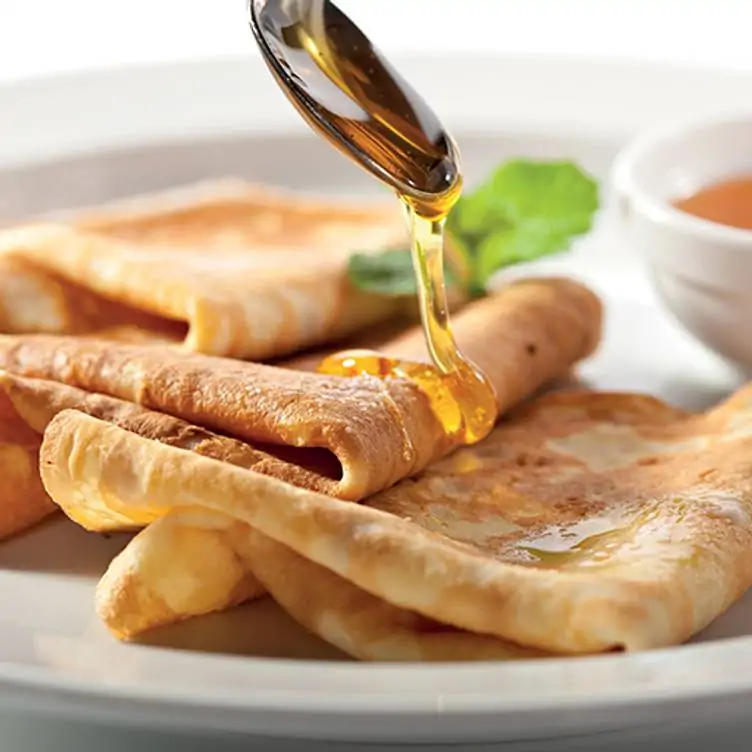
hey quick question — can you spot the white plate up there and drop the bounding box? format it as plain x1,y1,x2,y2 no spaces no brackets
0,54,751,745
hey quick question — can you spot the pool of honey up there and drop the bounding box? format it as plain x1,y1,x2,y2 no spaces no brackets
673,175,752,231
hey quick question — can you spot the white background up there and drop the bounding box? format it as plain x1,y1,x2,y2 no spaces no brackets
2,0,752,82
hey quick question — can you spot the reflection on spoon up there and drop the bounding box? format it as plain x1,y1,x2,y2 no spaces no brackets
247,0,462,210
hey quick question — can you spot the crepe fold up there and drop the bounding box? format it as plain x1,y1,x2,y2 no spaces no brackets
38,384,752,659
0,181,407,359
0,277,601,515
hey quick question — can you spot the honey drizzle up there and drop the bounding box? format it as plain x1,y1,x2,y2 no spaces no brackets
319,206,497,445
256,0,498,445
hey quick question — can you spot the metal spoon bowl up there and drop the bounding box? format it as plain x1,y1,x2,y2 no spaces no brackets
247,0,462,208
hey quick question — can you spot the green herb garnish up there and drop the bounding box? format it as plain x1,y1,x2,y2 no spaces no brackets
348,248,458,296
347,159,599,299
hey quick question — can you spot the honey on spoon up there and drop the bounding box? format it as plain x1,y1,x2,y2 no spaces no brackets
247,0,497,444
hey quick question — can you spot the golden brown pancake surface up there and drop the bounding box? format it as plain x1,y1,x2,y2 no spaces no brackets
36,382,752,660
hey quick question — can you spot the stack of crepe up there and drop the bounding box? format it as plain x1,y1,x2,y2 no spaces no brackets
1,180,751,662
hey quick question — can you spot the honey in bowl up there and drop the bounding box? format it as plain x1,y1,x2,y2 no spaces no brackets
673,175,752,231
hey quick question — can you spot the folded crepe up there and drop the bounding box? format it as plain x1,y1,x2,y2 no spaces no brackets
98,506,544,659
38,384,752,660
0,275,601,647
0,277,601,540
0,180,408,358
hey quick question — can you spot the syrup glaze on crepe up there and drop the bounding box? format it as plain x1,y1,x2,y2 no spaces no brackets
252,0,498,446
317,200,498,445
0,276,601,512
39,382,752,659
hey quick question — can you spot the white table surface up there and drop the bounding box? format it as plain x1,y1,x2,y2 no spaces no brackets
2,0,752,749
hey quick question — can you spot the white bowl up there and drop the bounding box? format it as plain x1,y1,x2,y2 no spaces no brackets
611,112,752,376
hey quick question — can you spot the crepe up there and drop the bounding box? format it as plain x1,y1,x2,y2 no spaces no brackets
0,387,55,540
239,528,548,661
95,509,266,639
37,384,752,658
0,275,601,638
0,372,351,541
0,277,600,511
98,506,543,659
0,181,408,358
0,276,599,541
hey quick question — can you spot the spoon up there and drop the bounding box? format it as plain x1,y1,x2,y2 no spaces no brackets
246,0,462,213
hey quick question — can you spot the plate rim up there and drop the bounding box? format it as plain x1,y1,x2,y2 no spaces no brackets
3,51,752,168
2,52,752,741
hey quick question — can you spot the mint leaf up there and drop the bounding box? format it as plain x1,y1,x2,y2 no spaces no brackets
451,160,598,290
473,221,576,283
346,159,599,299
348,248,458,296
446,182,512,241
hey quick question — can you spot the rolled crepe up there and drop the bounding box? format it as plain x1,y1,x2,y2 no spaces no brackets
0,181,406,359
0,277,603,506
39,385,752,657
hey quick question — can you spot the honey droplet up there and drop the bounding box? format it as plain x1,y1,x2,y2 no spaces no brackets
318,348,497,445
